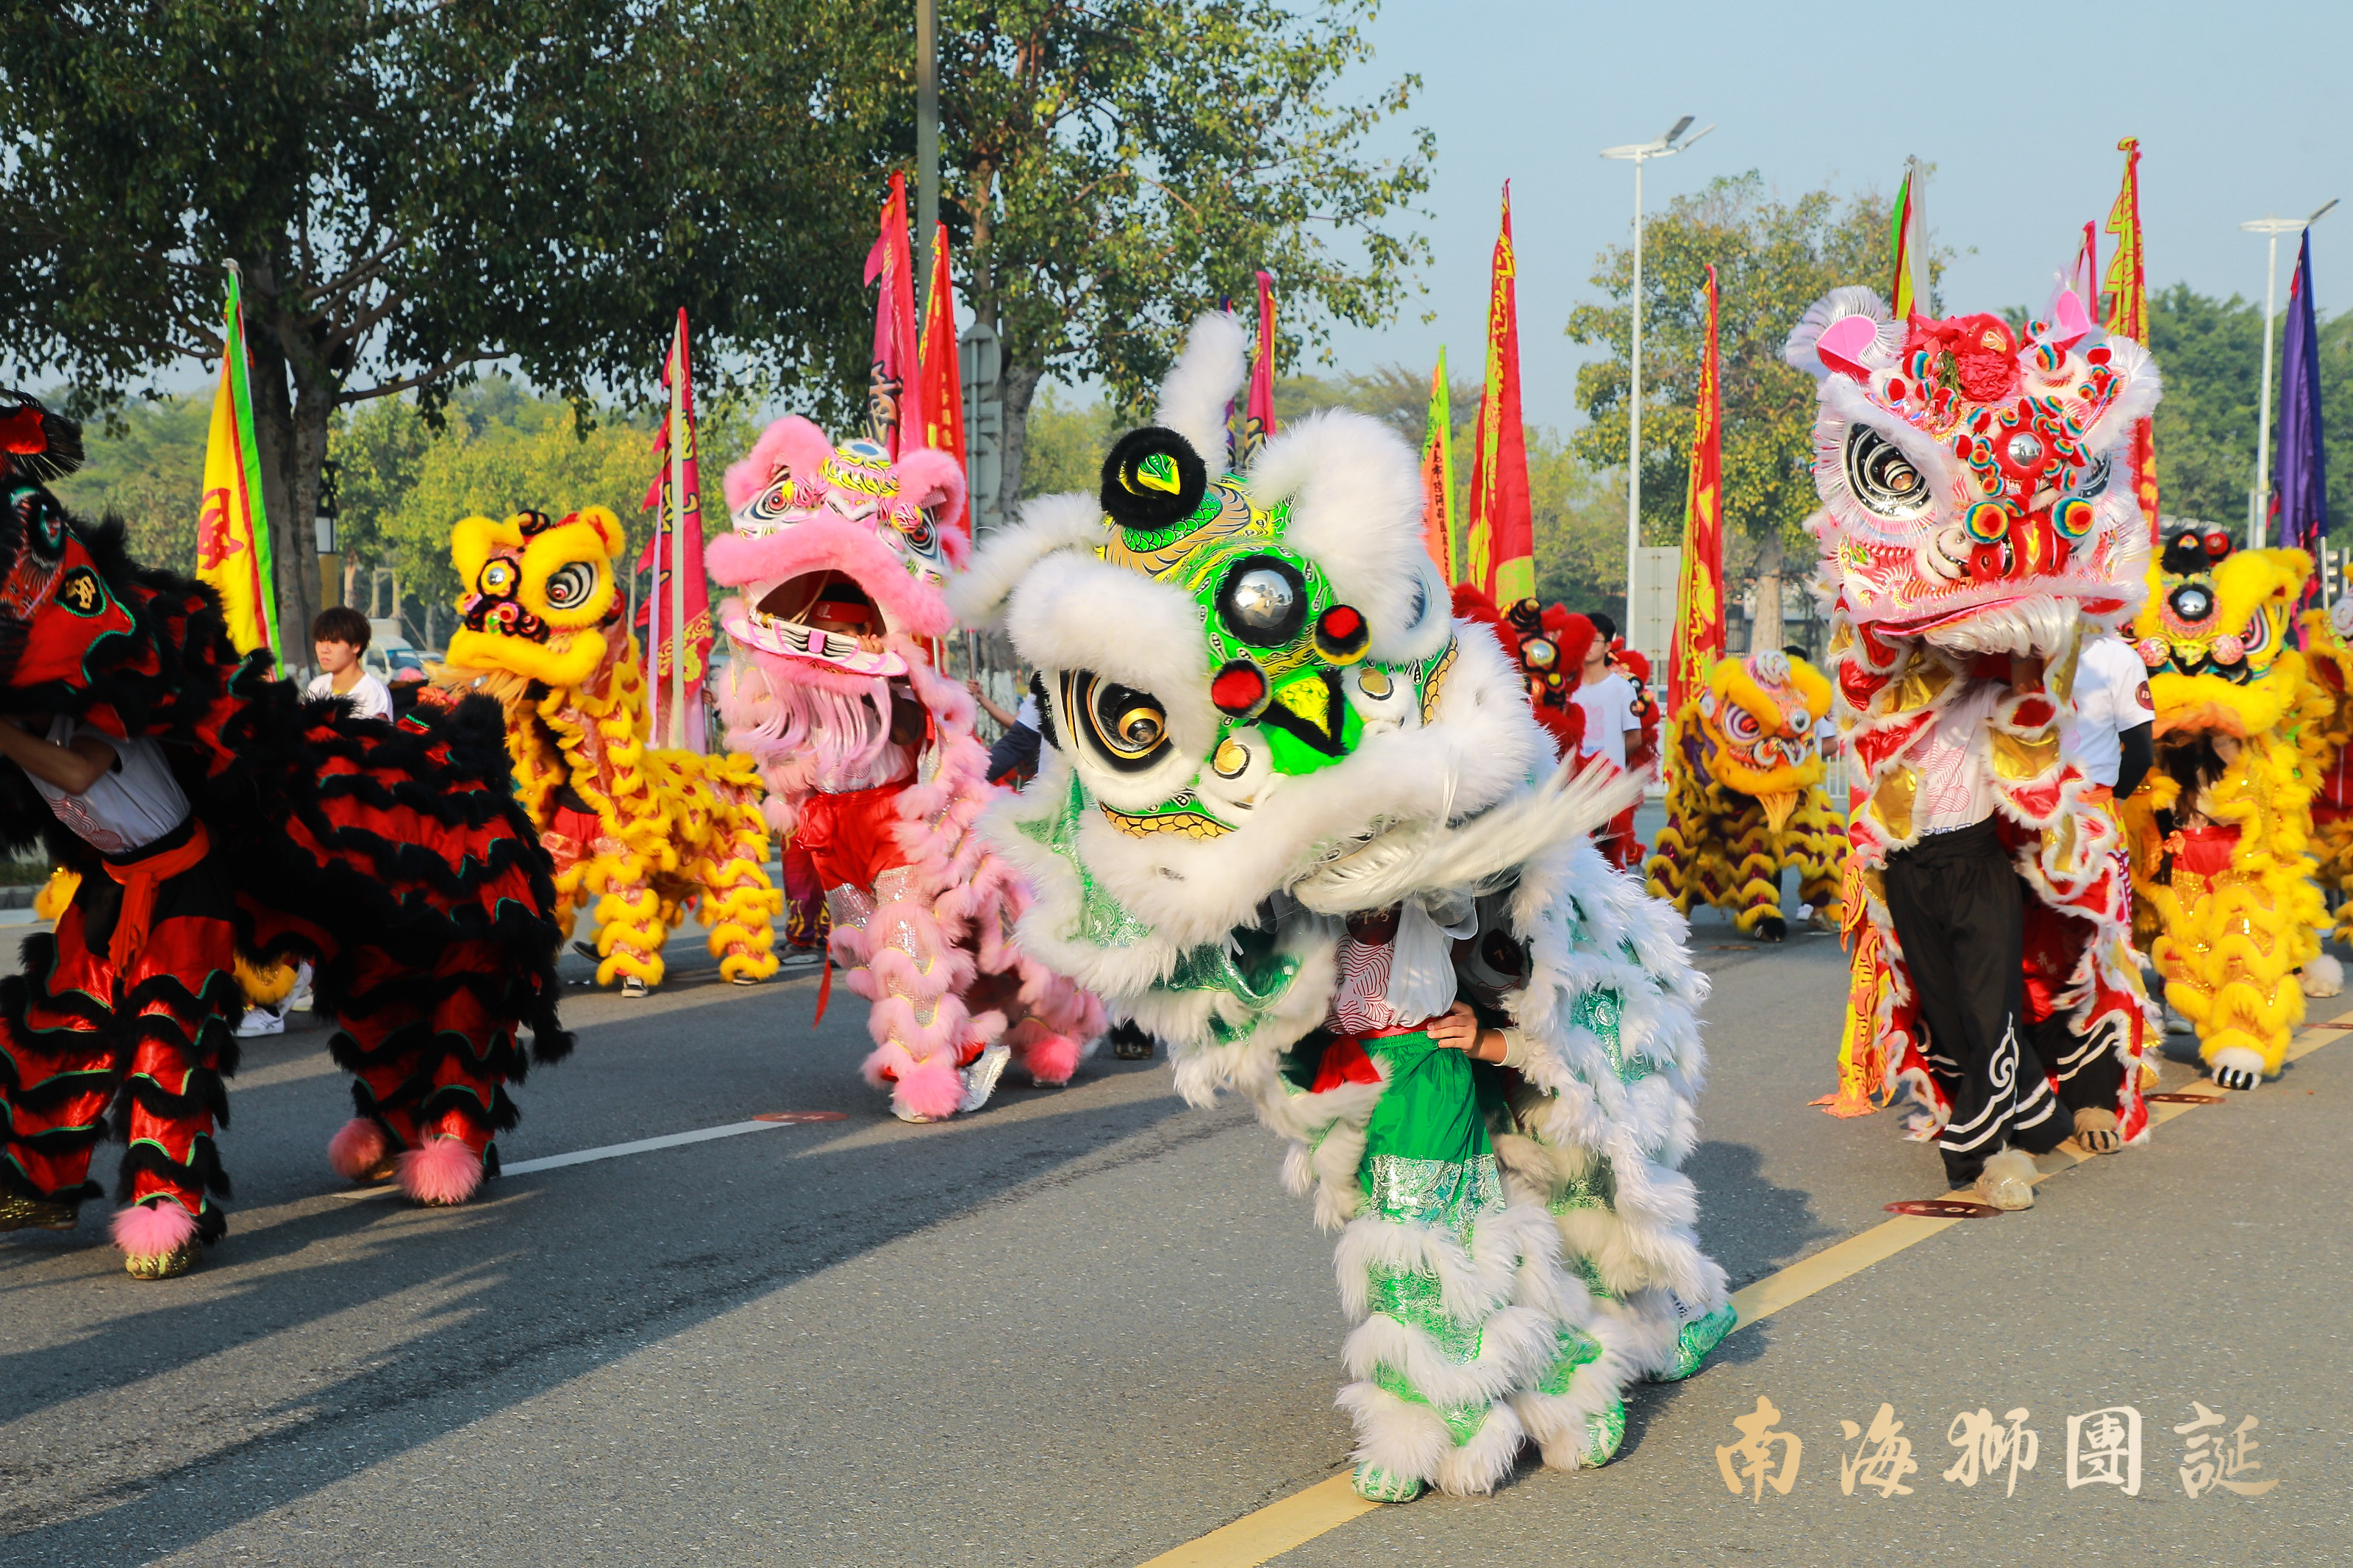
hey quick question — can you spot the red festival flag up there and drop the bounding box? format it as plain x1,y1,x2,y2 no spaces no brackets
1668,265,1724,722
1465,184,1533,606
637,309,713,751
1238,270,1279,466
863,172,924,458
917,221,970,537
2102,137,2160,528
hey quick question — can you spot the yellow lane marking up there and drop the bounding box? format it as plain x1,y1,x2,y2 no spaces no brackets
1133,1476,1375,1568
1140,1006,2353,1567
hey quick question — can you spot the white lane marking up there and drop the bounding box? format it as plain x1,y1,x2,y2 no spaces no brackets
501,1119,790,1175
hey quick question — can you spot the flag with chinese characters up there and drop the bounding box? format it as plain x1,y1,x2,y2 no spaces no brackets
862,171,923,458
1465,183,1533,606
637,309,711,751
1418,349,1459,581
917,221,970,538
1238,270,1278,466
2274,229,2327,555
2102,137,2160,529
197,268,278,658
1668,265,1724,721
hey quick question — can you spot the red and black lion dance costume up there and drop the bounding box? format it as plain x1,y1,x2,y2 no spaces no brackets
0,398,567,1278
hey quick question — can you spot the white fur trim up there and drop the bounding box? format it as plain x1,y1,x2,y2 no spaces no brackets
1154,312,1249,475
1783,286,1901,377
948,490,1105,628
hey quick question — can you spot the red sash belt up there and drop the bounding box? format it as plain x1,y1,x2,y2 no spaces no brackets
101,820,210,968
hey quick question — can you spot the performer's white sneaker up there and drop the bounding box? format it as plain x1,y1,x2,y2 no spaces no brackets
235,1006,285,1038
959,1045,1013,1114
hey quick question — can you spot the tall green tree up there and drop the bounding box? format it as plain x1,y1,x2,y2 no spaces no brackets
901,0,1431,518
1566,172,1900,634
1,0,875,665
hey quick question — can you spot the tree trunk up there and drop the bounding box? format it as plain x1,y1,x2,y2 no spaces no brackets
279,379,330,673
1752,529,1785,657
997,359,1043,520
240,256,329,676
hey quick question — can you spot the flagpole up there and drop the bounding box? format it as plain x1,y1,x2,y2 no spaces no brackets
668,324,688,751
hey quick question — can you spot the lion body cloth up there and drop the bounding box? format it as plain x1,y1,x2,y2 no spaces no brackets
951,315,1733,1503
441,506,781,995
1646,650,1843,939
709,423,1101,1123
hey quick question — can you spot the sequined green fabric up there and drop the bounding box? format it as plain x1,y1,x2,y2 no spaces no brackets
1366,1264,1483,1364
1167,925,1302,1044
1016,773,1154,950
1371,1364,1490,1445
1573,987,1649,1084
1535,1323,1605,1396
1568,1252,1613,1300
1548,1157,1615,1214
1364,1152,1504,1238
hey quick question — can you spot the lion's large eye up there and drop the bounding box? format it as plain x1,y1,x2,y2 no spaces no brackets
2074,453,2111,498
2240,612,2274,660
479,559,518,598
1066,671,1172,773
892,508,938,554
1724,706,1763,743
543,560,599,609
1842,426,1932,520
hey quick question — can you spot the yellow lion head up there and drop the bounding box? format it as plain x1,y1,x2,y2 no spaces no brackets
445,507,627,692
1690,649,1832,831
2130,529,2309,738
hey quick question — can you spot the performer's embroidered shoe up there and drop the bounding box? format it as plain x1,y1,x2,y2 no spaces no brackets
1349,1463,1424,1503
1581,1400,1629,1467
1972,1149,2037,1211
959,1044,1013,1114
1646,1300,1738,1383
124,1242,199,1280
0,1195,78,1232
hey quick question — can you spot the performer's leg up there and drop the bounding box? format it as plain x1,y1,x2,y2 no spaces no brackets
326,942,432,1177
112,871,243,1276
584,850,665,992
1728,803,1785,939
839,868,988,1121
1882,828,2065,1189
1,909,121,1225
781,841,829,952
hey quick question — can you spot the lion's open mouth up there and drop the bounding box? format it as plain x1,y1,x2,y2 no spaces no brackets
729,569,906,677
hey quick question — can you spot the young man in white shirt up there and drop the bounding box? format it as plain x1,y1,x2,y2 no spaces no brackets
304,606,393,722
1573,615,1643,867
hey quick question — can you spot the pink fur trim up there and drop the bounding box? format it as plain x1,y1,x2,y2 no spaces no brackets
708,521,953,637
724,416,835,512
112,1198,199,1257
890,448,973,561
1015,1028,1082,1085
891,1057,966,1120
396,1137,485,1206
327,1117,393,1180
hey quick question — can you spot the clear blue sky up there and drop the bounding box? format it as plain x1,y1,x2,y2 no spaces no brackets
1313,0,2352,433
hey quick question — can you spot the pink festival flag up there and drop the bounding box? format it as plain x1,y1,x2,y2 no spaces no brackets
1238,270,1278,465
863,172,924,458
638,308,713,751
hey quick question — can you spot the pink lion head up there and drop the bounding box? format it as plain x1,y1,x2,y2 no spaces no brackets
710,419,974,806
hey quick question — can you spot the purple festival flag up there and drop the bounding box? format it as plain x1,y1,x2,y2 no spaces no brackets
2274,229,2328,551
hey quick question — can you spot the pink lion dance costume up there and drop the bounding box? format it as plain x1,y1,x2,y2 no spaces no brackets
710,421,1104,1122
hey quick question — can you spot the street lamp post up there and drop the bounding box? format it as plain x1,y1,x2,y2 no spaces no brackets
2241,198,2338,550
1601,116,1711,659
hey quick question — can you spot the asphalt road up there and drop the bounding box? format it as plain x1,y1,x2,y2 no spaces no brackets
3,873,2349,1567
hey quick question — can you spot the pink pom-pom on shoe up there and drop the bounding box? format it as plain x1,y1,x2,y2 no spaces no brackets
396,1136,485,1206
111,1198,199,1259
892,1058,966,1122
1019,1031,1082,1086
327,1117,394,1181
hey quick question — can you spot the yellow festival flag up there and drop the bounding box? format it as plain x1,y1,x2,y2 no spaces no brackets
1666,265,1723,723
1464,183,1533,604
196,267,279,657
1418,349,1459,581
2102,137,2160,528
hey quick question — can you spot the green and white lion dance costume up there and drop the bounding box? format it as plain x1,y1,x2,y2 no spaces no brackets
955,315,1733,1501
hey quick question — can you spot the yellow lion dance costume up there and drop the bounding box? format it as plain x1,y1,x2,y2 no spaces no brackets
2298,598,2353,937
2120,528,2334,1089
1645,649,1844,940
440,506,782,994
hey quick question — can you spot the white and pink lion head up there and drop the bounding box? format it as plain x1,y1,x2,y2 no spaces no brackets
1787,286,2157,656
709,422,971,819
